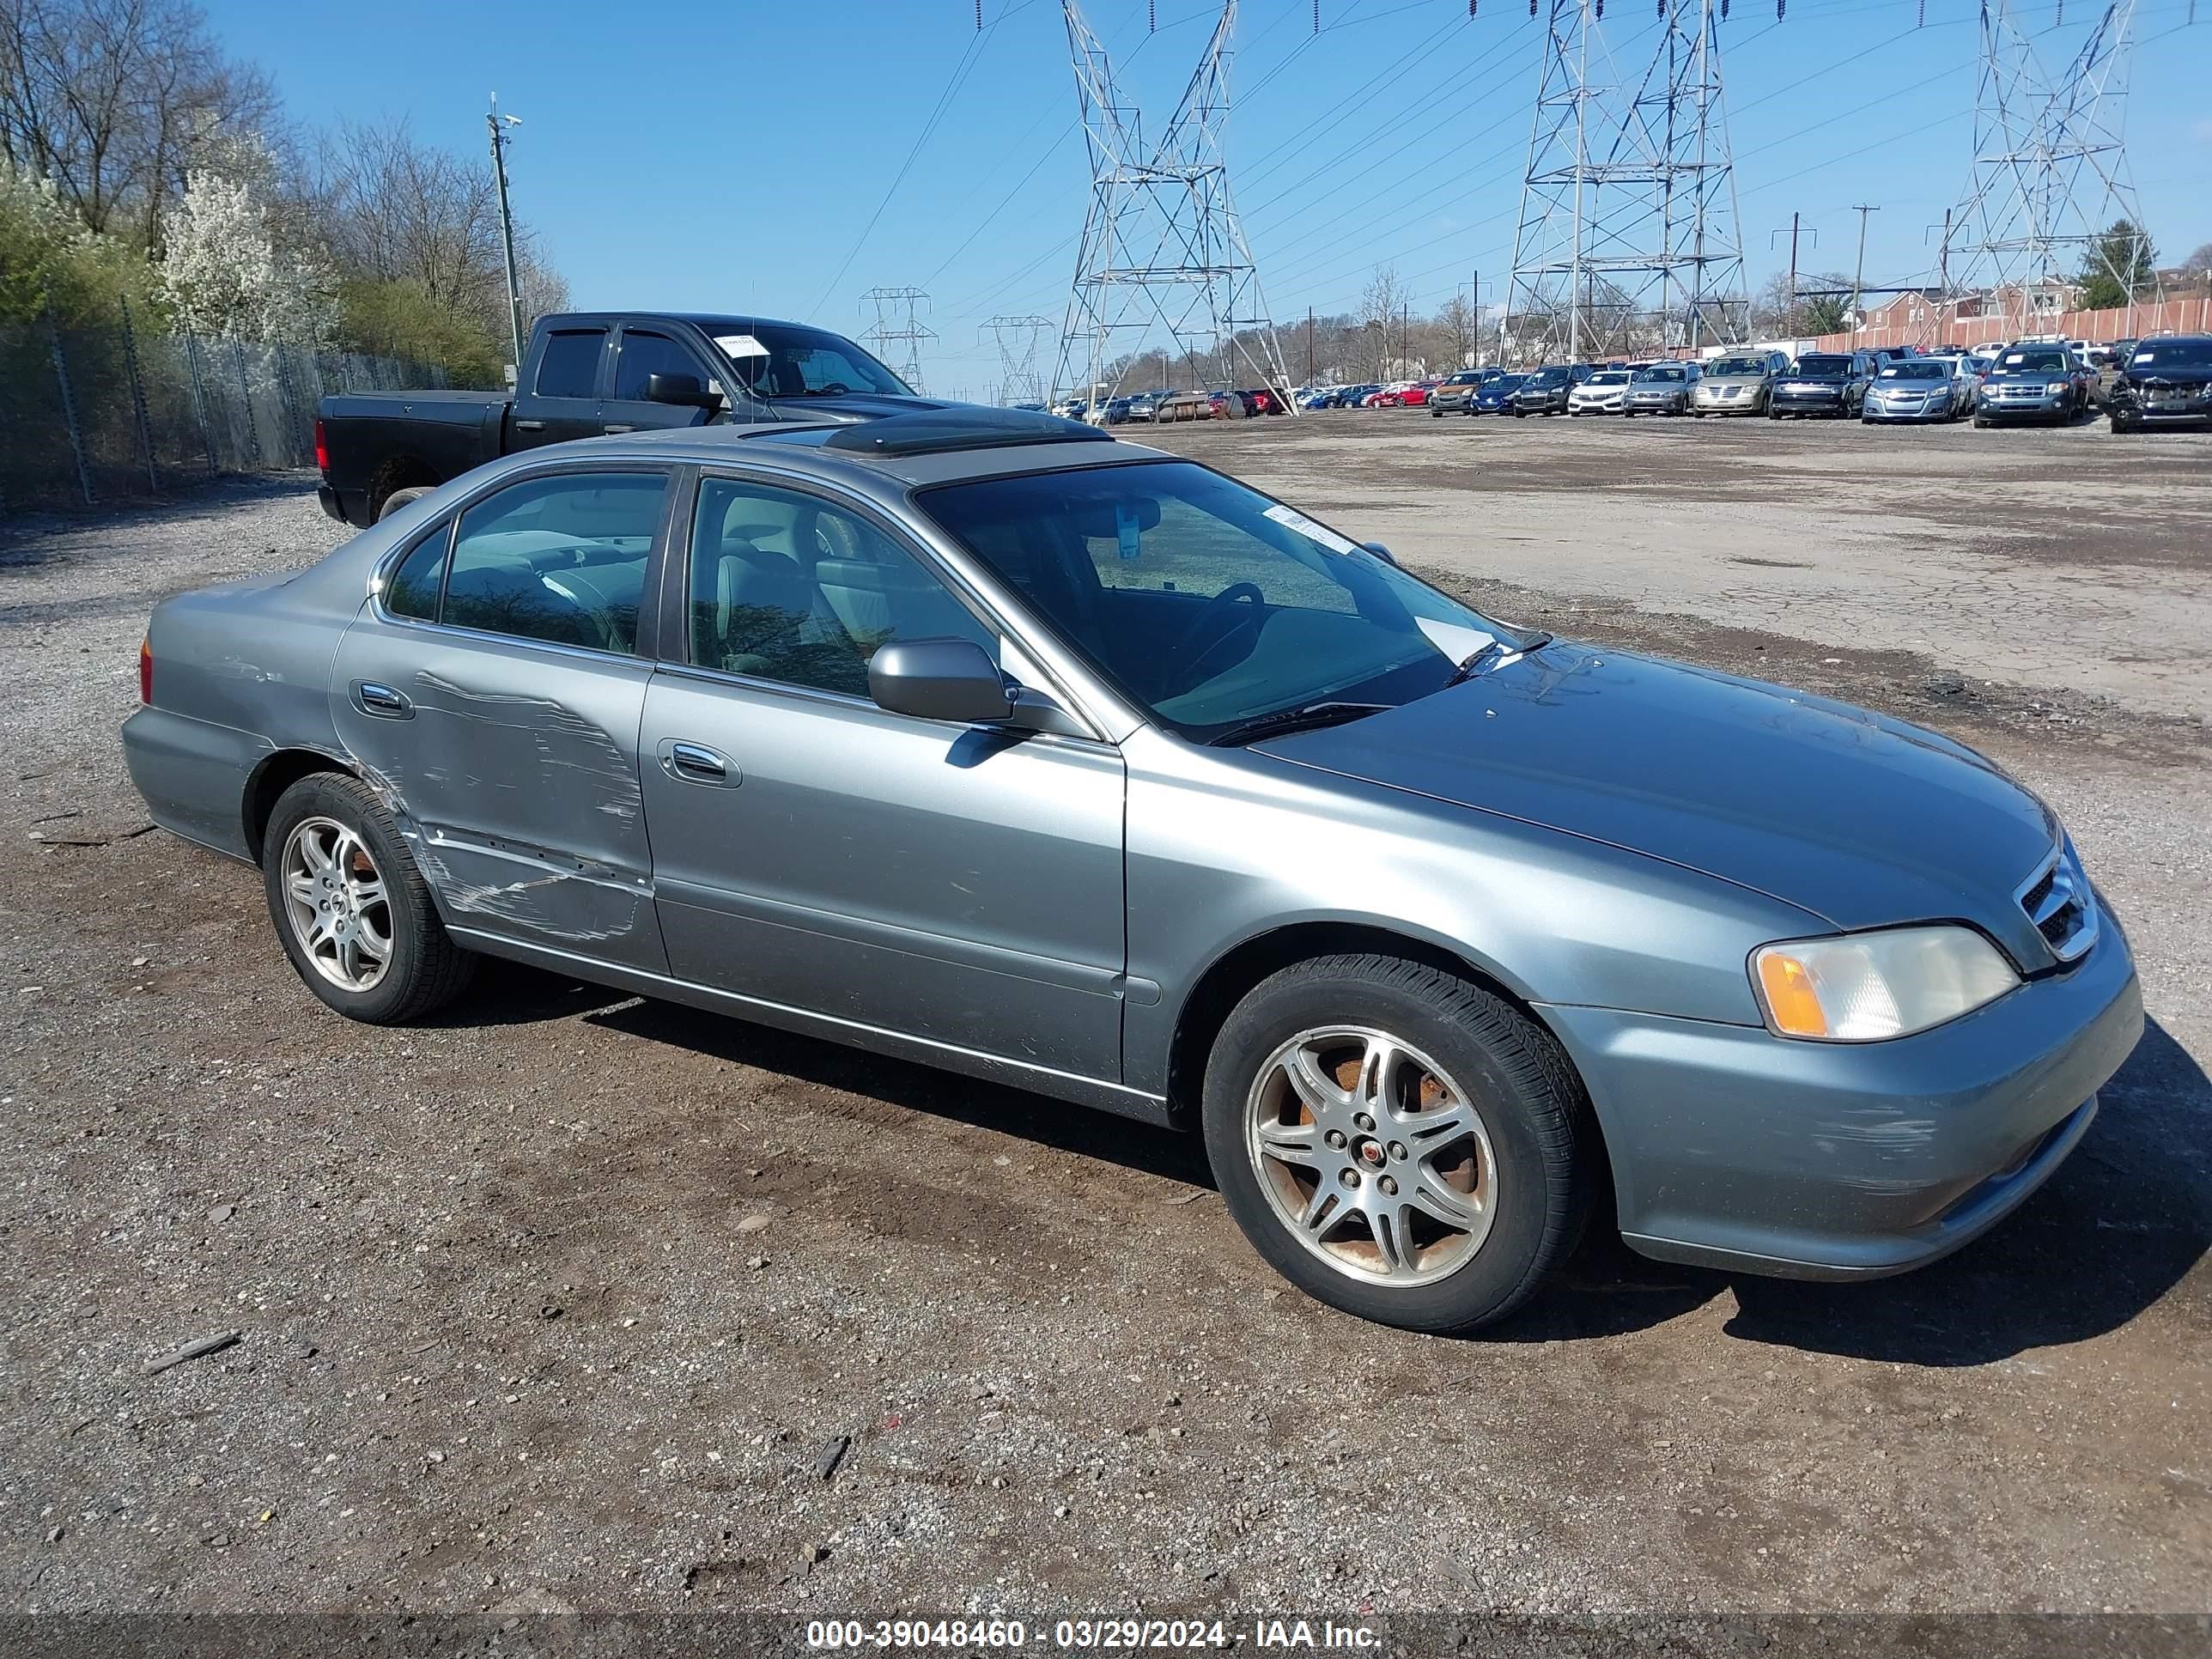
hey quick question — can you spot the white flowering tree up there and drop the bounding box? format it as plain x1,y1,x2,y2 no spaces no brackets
157,161,333,343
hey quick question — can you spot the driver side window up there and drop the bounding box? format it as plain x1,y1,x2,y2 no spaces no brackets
688,477,996,697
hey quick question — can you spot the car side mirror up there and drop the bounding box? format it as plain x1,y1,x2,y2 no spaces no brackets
868,638,1018,725
1360,541,1398,567
644,371,719,410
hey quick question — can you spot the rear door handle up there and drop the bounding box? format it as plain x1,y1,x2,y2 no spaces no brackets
514,418,546,431
657,738,739,786
356,680,412,719
603,422,636,434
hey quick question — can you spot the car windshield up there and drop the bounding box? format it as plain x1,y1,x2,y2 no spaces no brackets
1528,368,1570,386
1707,357,1767,376
1446,371,1481,385
1997,349,2069,373
703,321,912,398
1587,372,1630,386
919,459,1508,741
1881,363,1947,380
2130,340,2212,371
1792,356,1852,375
1633,366,1686,382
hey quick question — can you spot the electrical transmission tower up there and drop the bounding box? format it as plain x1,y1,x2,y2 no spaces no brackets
1052,0,1296,411
1501,0,1747,365
860,287,937,392
1940,0,2150,331
981,315,1056,404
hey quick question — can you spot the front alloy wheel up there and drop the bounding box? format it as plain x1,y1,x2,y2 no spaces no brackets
1247,1026,1498,1283
1202,954,1595,1334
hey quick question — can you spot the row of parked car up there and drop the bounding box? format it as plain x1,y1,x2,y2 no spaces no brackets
1288,334,2212,432
1041,386,1287,425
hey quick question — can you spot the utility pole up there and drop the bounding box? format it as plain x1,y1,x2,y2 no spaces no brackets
486,93,525,384
1401,301,1409,376
1305,307,1314,387
1925,208,1954,343
1470,267,1480,365
1770,215,1814,337
1849,203,1881,332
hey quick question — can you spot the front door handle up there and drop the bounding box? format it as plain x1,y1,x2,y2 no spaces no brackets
603,422,636,434
356,680,412,719
658,738,739,787
514,418,547,431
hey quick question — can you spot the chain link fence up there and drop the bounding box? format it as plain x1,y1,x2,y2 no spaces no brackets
0,305,448,518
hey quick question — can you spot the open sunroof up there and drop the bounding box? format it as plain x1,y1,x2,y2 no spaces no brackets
820,407,1115,459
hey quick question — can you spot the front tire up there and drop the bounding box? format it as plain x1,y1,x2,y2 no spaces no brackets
262,773,476,1024
1201,954,1594,1334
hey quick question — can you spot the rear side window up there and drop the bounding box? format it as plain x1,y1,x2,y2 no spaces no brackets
442,472,667,655
384,531,450,620
534,329,606,398
613,331,702,401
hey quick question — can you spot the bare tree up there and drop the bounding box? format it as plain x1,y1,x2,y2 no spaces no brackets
0,0,276,249
1358,264,1406,379
1433,293,1479,368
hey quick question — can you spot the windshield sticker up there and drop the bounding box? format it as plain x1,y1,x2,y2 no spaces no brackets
2134,351,2154,364
1263,502,1359,555
1415,617,1497,665
1115,504,1142,562
714,333,769,360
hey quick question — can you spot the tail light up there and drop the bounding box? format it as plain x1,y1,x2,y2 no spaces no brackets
313,418,329,474
138,635,153,705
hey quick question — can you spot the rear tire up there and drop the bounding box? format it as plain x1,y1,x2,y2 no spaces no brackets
376,485,433,522
1201,954,1595,1335
262,773,476,1024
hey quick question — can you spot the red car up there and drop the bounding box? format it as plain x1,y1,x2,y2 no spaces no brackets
1397,383,1432,407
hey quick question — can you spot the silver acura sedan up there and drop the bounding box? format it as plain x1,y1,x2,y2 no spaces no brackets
123,408,2142,1334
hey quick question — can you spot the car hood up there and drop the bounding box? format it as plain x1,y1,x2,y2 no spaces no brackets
1701,374,1766,386
1257,642,2060,957
1781,373,1851,385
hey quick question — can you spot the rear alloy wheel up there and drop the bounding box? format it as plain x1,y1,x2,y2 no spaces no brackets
262,772,475,1024
1202,954,1593,1334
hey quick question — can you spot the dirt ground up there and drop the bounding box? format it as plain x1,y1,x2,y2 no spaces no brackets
2,410,2208,1628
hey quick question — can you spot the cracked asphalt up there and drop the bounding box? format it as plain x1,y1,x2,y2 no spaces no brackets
1,410,2207,1623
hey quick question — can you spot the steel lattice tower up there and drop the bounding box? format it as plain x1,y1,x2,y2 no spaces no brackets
1052,0,1296,411
860,287,938,392
981,314,1056,404
1940,0,2149,321
1501,0,1747,364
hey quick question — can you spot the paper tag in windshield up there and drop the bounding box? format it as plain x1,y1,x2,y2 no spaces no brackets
1263,503,1359,555
714,333,769,360
1415,617,1497,664
1115,503,1142,562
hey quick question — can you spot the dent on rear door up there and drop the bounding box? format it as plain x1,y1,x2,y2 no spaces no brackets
331,623,669,973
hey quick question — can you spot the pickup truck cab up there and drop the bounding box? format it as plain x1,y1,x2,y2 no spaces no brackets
317,312,929,526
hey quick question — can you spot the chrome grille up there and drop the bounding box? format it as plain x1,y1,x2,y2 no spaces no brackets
2017,842,2098,963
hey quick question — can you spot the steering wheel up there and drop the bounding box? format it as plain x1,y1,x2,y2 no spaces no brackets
817,380,851,395
1171,581,1265,678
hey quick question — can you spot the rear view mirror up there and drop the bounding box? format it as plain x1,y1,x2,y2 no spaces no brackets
644,371,719,410
1068,495,1163,540
868,638,1017,725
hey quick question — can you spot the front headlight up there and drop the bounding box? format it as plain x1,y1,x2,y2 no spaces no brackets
2045,381,2069,394
1750,926,2019,1042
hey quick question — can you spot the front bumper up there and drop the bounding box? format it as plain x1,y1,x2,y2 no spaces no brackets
1540,896,2142,1279
2112,388,2212,425
1626,393,1684,412
1570,397,1624,414
1863,396,1953,422
1772,386,1849,415
1978,386,2069,419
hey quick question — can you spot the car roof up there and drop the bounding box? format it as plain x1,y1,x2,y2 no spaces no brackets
567,408,1151,489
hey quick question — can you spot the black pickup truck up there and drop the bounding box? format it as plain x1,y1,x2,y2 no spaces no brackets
315,311,935,526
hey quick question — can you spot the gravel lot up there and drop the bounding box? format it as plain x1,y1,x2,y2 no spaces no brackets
2,413,2207,1626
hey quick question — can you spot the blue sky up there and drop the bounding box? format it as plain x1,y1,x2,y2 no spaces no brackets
218,0,2206,393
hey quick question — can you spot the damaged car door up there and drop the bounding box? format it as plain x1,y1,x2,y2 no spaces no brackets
330,465,675,973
